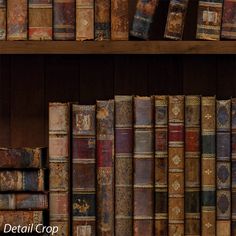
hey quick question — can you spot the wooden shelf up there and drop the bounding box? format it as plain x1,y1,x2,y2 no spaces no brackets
0,41,236,54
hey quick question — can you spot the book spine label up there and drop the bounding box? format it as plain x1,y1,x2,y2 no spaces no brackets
72,105,96,236
54,0,75,40
7,0,27,40
155,96,168,236
185,96,200,236
76,0,94,41
201,96,216,236
134,97,154,236
115,96,133,236
0,0,6,40
29,0,52,40
97,100,114,235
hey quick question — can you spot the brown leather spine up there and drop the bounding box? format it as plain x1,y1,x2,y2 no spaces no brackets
0,0,6,40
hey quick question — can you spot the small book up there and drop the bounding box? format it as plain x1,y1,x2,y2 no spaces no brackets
0,0,6,40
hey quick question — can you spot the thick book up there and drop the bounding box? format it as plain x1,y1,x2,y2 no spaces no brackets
72,104,96,236
201,96,216,236
54,0,75,40
133,96,154,236
196,0,223,40
164,0,189,40
29,0,52,40
154,96,168,236
115,96,133,236
96,100,114,235
185,96,201,236
216,100,231,236
7,0,27,40
0,0,6,40
168,96,184,236
130,0,159,40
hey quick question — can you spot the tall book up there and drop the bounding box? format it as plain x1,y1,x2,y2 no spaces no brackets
201,96,216,236
76,0,94,41
49,103,70,236
96,100,114,235
7,0,27,40
0,0,6,40
130,0,159,40
29,0,52,40
168,96,184,236
185,96,201,236
154,96,168,236
54,0,75,40
196,0,223,40
164,0,189,40
133,96,154,235
216,100,231,236
72,104,96,236
115,96,133,236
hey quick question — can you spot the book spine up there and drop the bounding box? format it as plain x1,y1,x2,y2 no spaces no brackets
164,0,189,40
133,96,154,236
130,0,159,40
96,100,114,236
185,96,201,236
216,100,231,236
72,104,96,236
29,0,52,40
0,0,6,40
201,96,216,236
168,96,184,235
196,0,223,40
7,0,27,40
53,0,75,40
154,96,168,236
49,103,70,236
115,96,133,236
76,0,94,41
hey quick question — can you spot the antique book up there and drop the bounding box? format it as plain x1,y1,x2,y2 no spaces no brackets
216,100,231,236
72,104,96,236
185,96,201,236
134,96,154,236
0,170,44,191
76,0,94,41
49,103,70,236
168,96,184,236
201,96,216,236
54,0,75,40
0,0,6,40
164,0,189,40
7,0,27,40
111,0,129,40
96,100,114,235
29,0,52,40
115,96,133,236
196,0,223,40
154,96,168,236
130,0,159,40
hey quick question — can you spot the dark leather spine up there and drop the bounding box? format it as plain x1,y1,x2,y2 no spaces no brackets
0,0,6,40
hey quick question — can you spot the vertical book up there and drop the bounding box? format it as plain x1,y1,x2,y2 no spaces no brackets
0,0,6,40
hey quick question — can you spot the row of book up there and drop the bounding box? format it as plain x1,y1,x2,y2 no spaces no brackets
0,0,235,41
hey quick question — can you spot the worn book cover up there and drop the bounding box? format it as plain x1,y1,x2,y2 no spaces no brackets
0,0,6,40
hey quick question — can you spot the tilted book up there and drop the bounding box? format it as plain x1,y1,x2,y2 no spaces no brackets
0,0,6,40
72,105,96,236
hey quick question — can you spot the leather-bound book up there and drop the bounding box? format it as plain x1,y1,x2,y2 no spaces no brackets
95,0,111,40
134,96,154,236
185,96,200,236
164,0,189,40
96,100,114,235
76,0,94,41
216,100,231,236
196,0,223,40
115,96,133,236
72,104,96,236
49,103,70,236
201,96,216,236
130,0,159,40
154,96,168,236
29,0,52,40
7,0,27,40
54,0,75,40
168,96,184,236
0,0,6,40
